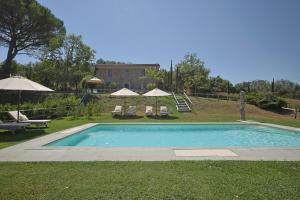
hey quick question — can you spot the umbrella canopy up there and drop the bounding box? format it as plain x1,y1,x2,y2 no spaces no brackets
143,88,171,97
0,76,54,91
0,76,54,122
110,88,139,97
86,77,104,85
143,88,171,116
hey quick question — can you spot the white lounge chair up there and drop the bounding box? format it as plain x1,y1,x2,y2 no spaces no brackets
145,106,153,116
0,120,30,133
160,106,169,116
112,105,122,116
127,106,136,116
8,111,50,127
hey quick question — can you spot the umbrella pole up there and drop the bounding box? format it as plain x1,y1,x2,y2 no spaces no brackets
123,98,126,116
156,96,158,116
17,90,21,123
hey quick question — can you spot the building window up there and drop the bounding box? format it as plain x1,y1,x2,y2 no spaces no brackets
141,69,145,76
107,69,112,77
123,69,129,74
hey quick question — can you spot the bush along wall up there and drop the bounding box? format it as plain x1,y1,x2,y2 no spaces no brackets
0,93,82,120
246,93,287,110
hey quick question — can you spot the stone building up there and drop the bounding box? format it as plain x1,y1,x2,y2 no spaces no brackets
95,64,160,90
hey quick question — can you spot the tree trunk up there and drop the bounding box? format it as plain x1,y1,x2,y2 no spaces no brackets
75,82,78,92
2,39,17,78
3,49,14,78
2,60,12,78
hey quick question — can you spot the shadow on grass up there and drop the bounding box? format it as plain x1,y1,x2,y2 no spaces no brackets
0,127,47,144
146,115,179,120
112,115,179,120
112,115,145,120
266,108,295,116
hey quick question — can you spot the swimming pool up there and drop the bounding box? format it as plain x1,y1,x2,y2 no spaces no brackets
46,124,300,148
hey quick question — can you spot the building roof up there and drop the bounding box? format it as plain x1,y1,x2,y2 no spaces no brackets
96,64,160,69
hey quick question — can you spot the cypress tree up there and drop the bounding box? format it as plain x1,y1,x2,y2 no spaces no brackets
271,78,275,93
175,67,179,92
170,60,173,91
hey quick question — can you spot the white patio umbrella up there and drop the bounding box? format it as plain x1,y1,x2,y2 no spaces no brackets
0,76,54,122
110,88,139,97
143,88,171,115
110,88,139,114
86,77,104,85
86,77,104,93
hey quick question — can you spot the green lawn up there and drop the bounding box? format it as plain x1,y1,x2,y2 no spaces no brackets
0,161,299,199
0,117,91,149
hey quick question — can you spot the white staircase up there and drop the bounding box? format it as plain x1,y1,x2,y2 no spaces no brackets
172,92,192,112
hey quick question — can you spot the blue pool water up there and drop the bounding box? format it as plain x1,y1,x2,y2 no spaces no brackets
46,124,300,147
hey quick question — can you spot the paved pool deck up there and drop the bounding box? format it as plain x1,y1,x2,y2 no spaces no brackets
0,122,300,161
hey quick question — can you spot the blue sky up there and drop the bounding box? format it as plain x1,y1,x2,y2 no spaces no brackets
1,0,299,84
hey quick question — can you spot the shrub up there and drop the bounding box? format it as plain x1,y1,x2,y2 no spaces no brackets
257,97,287,110
147,83,156,90
72,105,85,119
0,93,82,120
245,93,261,106
86,102,94,119
245,93,287,110
110,82,118,89
93,102,102,116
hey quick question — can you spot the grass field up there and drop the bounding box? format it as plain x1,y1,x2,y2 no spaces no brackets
0,161,299,199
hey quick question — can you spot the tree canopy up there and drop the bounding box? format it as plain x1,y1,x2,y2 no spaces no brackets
176,53,210,93
39,34,95,91
96,59,127,64
209,76,230,93
0,0,65,78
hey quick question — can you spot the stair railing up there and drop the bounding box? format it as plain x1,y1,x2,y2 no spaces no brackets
183,92,192,105
172,92,180,111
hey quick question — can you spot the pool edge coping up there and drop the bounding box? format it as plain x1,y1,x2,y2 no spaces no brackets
7,121,300,150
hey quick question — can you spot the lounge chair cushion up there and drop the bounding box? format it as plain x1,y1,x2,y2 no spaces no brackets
127,106,136,115
128,106,136,110
160,106,168,115
145,106,153,115
160,106,167,112
19,114,28,121
115,106,122,111
8,111,28,121
23,120,50,123
112,106,122,111
112,106,122,115
8,111,50,125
